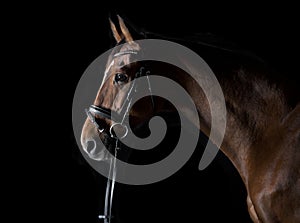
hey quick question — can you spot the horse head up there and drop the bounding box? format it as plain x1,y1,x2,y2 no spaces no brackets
80,16,153,161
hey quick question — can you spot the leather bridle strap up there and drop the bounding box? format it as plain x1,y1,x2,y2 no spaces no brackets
85,49,154,223
86,66,154,137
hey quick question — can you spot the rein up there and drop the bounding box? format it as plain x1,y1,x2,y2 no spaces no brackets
98,140,118,223
85,49,154,223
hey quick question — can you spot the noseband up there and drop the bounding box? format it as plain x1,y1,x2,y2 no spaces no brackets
85,50,154,139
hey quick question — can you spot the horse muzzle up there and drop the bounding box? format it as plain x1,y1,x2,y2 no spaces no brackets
81,118,114,161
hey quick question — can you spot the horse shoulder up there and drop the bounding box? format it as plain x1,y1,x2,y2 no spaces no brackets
248,103,300,222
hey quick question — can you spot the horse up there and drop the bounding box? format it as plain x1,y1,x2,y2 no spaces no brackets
80,16,300,222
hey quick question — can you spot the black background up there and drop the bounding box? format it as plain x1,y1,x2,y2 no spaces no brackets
70,4,299,223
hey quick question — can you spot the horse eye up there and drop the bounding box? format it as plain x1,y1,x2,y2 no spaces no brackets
114,73,128,84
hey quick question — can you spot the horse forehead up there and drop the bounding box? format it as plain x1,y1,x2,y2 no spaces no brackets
106,54,131,73
101,53,133,88
102,43,141,84
110,48,139,69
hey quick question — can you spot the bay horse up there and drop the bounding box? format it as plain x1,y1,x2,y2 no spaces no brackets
80,16,300,222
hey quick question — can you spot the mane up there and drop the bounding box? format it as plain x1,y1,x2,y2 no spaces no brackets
142,31,265,63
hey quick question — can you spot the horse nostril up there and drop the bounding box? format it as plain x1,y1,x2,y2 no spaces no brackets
86,140,96,154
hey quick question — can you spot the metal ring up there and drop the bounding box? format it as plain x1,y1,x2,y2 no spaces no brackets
109,123,128,139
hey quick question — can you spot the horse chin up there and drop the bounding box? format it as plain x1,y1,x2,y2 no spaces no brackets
87,148,110,161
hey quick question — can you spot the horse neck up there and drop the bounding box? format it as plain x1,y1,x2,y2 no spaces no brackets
165,61,289,185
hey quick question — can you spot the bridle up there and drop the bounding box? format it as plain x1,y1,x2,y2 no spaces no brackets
85,49,154,223
85,50,154,139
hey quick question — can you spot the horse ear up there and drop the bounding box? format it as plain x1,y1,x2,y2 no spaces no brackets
109,18,123,43
117,15,134,42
